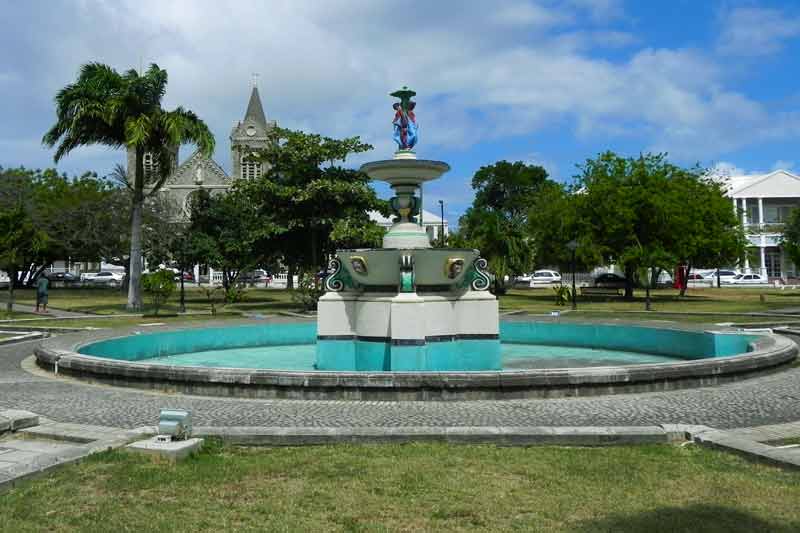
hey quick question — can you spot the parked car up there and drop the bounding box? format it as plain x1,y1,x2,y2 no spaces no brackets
728,273,768,285
513,273,532,286
530,270,562,285
83,271,124,287
240,269,271,284
593,272,627,288
46,272,79,283
704,270,740,284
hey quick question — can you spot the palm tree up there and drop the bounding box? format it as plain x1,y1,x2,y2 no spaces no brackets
43,63,215,310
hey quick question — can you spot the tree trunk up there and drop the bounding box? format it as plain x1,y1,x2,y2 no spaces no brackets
624,265,635,300
679,264,692,297
287,264,295,289
645,269,652,311
126,148,145,311
6,268,18,313
179,270,185,313
716,266,721,288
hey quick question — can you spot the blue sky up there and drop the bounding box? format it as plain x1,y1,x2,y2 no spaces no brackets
3,0,800,224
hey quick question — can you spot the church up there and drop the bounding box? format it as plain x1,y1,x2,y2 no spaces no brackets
129,82,448,241
128,83,276,216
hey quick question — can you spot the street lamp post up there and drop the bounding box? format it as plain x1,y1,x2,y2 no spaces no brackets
566,239,578,310
438,200,445,248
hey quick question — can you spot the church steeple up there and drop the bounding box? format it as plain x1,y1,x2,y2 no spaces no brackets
244,86,267,128
230,79,277,180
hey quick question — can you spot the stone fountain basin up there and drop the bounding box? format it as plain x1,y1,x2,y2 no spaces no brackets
360,159,451,186
337,248,479,287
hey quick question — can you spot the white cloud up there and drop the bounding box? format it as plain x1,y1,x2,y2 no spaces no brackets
717,7,800,57
3,0,800,178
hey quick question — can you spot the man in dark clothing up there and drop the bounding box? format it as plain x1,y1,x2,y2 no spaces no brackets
36,274,49,313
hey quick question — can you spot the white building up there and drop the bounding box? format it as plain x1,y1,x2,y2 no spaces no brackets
369,209,449,244
723,169,800,279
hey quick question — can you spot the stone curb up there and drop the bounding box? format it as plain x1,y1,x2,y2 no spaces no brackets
0,331,49,346
190,425,670,446
34,322,799,400
671,425,800,470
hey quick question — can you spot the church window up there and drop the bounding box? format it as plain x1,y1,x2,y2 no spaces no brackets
143,152,156,178
241,153,262,180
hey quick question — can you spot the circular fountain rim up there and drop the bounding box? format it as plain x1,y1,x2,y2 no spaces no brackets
34,318,798,401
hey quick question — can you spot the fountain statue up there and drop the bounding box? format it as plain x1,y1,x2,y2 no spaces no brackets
316,87,500,371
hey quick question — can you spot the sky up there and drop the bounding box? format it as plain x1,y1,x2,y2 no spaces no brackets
3,0,800,224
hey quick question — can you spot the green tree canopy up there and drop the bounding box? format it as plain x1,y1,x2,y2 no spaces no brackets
43,62,215,310
457,161,552,292
238,128,387,277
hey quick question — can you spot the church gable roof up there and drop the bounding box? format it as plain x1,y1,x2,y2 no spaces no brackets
729,169,800,198
167,150,230,187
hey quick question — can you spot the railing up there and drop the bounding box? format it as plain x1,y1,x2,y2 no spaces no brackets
744,223,785,234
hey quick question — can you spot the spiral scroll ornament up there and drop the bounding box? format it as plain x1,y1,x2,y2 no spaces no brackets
471,257,492,291
325,257,344,292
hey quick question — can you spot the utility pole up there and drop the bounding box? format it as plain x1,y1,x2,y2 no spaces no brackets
438,200,445,247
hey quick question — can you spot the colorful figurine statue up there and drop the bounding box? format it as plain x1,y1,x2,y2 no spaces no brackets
391,86,418,150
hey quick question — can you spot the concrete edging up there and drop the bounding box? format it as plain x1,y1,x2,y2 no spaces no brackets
33,320,799,401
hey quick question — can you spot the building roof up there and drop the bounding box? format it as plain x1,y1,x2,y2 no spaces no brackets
718,169,800,198
369,209,448,226
244,86,267,127
166,149,230,187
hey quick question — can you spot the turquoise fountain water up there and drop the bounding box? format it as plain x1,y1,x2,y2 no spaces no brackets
78,321,760,371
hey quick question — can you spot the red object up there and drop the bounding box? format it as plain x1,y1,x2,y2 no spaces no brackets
673,265,688,289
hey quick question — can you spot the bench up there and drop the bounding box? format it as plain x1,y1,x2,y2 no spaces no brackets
580,287,622,296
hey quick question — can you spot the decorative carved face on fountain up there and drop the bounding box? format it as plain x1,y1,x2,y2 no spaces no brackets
446,258,465,279
350,256,368,275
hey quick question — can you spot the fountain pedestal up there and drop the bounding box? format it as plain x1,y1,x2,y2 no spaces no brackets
315,90,499,372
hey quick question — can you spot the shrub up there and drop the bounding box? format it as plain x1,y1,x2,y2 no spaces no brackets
553,284,571,306
292,274,324,311
142,269,176,315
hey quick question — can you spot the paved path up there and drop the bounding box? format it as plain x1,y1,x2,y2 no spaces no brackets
0,339,799,430
0,302,92,319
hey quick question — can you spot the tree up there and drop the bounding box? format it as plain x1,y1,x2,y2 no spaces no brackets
782,209,800,280
141,269,175,315
0,205,48,312
527,182,601,277
457,161,550,293
43,62,215,311
239,128,386,279
187,188,279,300
576,152,685,302
670,173,747,294
0,166,125,285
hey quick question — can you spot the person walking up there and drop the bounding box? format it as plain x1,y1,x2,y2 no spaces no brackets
35,274,49,314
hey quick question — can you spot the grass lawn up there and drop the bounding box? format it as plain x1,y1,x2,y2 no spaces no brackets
4,287,297,316
4,287,800,330
0,442,798,532
500,287,800,315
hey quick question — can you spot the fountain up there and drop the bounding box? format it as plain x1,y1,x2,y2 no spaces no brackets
36,87,797,400
316,87,501,371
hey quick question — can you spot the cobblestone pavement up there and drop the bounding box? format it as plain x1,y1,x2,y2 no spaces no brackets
1,339,799,430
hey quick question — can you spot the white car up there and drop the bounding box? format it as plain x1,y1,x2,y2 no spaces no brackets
83,271,124,286
703,270,740,284
530,270,562,285
727,273,768,285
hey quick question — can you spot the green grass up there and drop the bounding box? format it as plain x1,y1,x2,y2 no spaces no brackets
4,287,298,316
4,287,800,330
499,287,800,315
0,442,798,532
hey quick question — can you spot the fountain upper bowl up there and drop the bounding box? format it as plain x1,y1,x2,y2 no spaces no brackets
360,159,450,186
